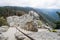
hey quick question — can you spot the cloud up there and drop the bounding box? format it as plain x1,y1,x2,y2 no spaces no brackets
0,0,8,6
0,0,60,9
8,0,30,6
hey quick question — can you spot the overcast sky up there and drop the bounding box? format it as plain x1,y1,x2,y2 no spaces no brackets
0,0,60,9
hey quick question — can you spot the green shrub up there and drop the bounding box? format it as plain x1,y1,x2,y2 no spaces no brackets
54,21,60,29
51,29,57,32
0,16,8,26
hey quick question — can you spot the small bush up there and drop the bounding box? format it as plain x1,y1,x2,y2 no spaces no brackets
0,16,8,26
51,29,57,32
54,21,60,29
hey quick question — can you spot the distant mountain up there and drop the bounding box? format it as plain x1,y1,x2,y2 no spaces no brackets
2,6,35,13
36,9,60,20
0,6,60,21
34,9,60,28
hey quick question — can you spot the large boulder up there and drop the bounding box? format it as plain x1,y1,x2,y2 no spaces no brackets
23,21,38,32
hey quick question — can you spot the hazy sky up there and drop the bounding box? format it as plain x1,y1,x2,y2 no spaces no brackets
0,0,60,9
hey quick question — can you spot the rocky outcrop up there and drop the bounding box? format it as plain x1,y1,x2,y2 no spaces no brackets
7,11,39,32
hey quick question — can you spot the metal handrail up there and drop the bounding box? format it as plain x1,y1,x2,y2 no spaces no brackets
16,27,35,40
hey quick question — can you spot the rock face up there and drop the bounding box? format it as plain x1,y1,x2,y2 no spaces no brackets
0,33,8,40
7,11,39,32
0,26,8,33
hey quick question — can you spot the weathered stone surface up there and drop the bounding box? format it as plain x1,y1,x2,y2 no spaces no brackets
15,30,60,40
15,32,26,40
1,26,60,40
28,32,60,40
